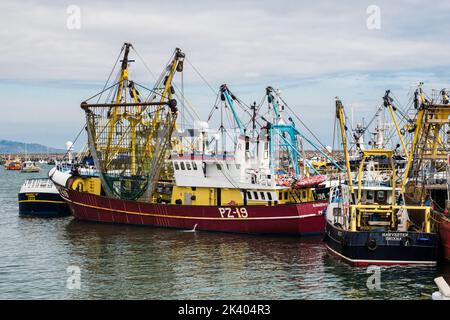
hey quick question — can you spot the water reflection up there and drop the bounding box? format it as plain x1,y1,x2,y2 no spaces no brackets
60,219,445,299
1,165,449,299
63,220,329,299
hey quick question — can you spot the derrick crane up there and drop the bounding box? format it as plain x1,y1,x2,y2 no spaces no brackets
82,44,185,200
335,97,431,232
265,86,302,177
335,98,355,194
265,87,343,174
219,84,245,135
404,85,450,206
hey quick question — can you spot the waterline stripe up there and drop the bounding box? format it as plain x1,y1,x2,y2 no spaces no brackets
62,195,322,221
18,200,65,204
325,244,437,266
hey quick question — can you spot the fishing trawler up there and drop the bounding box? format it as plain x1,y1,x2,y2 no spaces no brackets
49,43,335,235
324,97,438,266
402,85,450,261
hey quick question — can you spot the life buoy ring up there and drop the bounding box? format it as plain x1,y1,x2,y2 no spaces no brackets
367,238,377,251
401,236,412,247
228,200,237,206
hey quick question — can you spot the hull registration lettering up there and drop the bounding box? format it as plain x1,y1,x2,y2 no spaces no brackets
218,207,248,218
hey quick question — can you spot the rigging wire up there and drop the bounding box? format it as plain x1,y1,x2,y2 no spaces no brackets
185,58,217,96
206,92,221,122
96,45,124,104
60,122,88,161
278,96,331,154
181,65,185,130
131,46,158,81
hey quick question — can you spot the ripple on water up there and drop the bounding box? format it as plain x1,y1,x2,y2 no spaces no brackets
0,166,446,299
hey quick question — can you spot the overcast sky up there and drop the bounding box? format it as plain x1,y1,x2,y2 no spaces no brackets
1,0,450,149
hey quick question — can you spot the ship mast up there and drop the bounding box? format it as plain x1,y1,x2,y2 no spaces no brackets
105,43,132,168
335,98,354,194
82,44,185,200
220,84,245,136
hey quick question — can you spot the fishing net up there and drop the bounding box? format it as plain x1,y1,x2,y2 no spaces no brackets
84,100,176,200
82,44,184,201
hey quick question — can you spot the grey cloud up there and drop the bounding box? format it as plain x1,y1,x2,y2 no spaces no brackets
1,0,450,147
1,0,450,84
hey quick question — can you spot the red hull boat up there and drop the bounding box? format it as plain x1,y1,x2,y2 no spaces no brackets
50,44,334,238
59,187,327,235
440,216,450,261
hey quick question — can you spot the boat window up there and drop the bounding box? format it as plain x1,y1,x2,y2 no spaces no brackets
284,192,289,200
366,190,374,201
180,162,186,170
253,191,258,199
192,162,197,170
333,207,342,216
236,164,241,169
279,191,282,200
216,164,222,170
247,191,252,200
302,191,307,199
377,191,385,201
267,192,272,201
186,162,192,170
260,192,265,200
174,162,180,170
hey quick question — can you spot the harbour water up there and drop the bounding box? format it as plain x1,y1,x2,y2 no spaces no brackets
0,165,448,300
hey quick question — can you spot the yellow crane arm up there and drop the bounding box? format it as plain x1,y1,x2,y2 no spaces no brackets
336,99,354,194
401,108,425,194
144,49,185,157
105,43,132,167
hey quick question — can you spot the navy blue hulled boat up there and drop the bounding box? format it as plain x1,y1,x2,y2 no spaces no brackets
325,220,439,266
323,98,438,266
18,178,70,217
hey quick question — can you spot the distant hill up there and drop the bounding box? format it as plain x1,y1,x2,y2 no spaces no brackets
0,140,65,154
